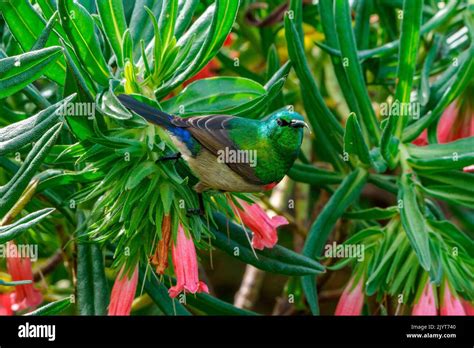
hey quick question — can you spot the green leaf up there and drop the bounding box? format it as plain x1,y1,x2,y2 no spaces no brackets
419,185,474,209
61,45,100,141
303,168,368,258
162,77,266,115
406,137,474,171
24,297,72,316
0,47,63,99
354,0,372,50
403,14,474,142
125,162,159,190
380,0,423,165
77,222,109,315
428,219,474,258
158,0,178,52
141,267,190,315
231,78,285,119
157,0,240,96
288,163,343,186
212,213,325,276
418,170,474,193
175,0,199,38
0,95,75,156
0,123,63,217
157,273,258,315
31,11,60,51
96,0,127,68
36,169,103,192
58,0,111,87
342,227,384,247
129,0,164,59
229,61,291,118
418,35,442,107
98,84,133,120
284,8,345,171
185,291,258,316
398,174,431,271
0,0,66,84
216,52,263,84
145,6,163,80
344,113,372,165
393,0,422,131
366,232,405,295
319,0,361,119
334,0,380,145
301,168,368,315
358,0,461,60
36,0,57,22
0,208,55,244
344,206,398,220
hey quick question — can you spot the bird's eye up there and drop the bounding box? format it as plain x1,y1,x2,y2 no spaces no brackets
277,118,290,126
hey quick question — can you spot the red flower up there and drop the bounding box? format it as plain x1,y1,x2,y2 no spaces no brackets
335,277,364,316
108,265,139,316
463,164,474,173
183,62,219,87
0,294,13,316
413,101,474,146
440,281,466,316
230,198,288,250
6,242,42,311
412,281,437,315
461,299,474,316
168,225,209,298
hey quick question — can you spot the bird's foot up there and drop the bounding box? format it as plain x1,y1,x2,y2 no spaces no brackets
186,193,206,217
156,152,182,162
186,208,205,217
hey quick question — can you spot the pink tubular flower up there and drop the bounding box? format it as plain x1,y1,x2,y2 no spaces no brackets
413,98,474,171
461,300,474,316
335,277,364,316
0,294,13,316
440,281,466,316
168,225,209,298
108,265,139,316
230,198,288,250
413,101,474,146
463,165,474,173
412,281,437,315
6,242,43,311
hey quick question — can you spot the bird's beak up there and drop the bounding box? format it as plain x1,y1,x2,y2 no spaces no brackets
289,120,310,130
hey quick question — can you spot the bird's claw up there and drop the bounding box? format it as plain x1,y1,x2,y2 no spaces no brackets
156,152,182,162
186,208,205,217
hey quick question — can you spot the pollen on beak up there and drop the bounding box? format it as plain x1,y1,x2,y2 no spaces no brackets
289,120,310,129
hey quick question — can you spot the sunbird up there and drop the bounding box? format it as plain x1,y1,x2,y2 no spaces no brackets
118,95,308,213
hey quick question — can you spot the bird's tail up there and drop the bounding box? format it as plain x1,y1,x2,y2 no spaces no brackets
117,94,174,128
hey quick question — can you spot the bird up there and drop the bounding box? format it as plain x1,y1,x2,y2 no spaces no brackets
118,94,308,213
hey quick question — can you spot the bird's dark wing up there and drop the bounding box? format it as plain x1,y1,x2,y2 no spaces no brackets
171,115,264,186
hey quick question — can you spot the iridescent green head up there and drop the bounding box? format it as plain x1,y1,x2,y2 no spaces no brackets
262,109,308,153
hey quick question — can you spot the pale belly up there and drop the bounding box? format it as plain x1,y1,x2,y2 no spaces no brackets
169,135,264,193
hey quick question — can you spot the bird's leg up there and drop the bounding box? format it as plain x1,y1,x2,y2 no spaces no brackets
156,152,182,162
186,193,205,216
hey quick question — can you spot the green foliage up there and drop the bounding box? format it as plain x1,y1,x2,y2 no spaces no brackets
0,0,472,316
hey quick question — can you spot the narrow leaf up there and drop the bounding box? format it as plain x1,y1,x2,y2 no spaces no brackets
398,174,431,271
